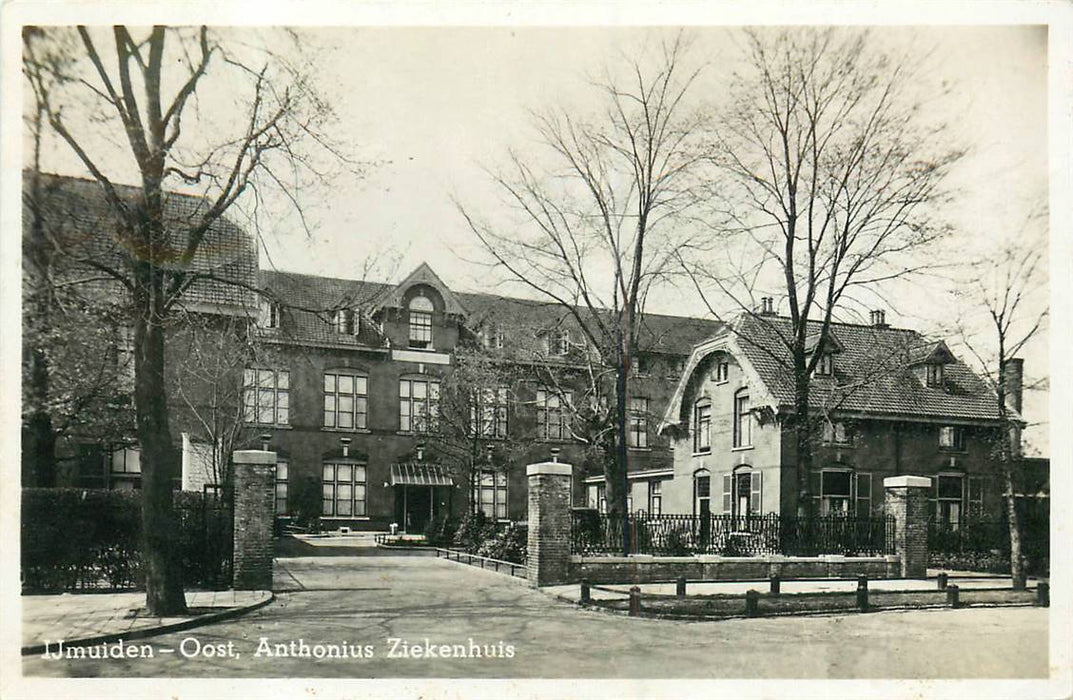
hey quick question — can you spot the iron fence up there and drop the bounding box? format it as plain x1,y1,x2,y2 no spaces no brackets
571,510,895,558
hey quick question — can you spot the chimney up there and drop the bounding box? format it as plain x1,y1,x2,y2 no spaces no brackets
870,309,888,329
759,297,775,316
1003,358,1024,413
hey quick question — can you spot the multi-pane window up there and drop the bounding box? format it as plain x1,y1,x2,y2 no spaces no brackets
939,426,964,450
472,386,509,438
935,474,964,528
822,420,852,445
275,461,289,516
400,377,440,432
333,308,358,335
409,296,434,348
110,446,141,475
258,297,281,329
243,369,290,425
483,325,504,350
586,483,608,513
812,470,872,516
473,469,507,520
926,363,944,387
546,329,570,356
815,353,834,376
322,463,366,517
733,390,752,448
536,389,571,440
648,480,663,516
693,400,711,453
324,372,368,429
723,470,762,517
627,397,649,448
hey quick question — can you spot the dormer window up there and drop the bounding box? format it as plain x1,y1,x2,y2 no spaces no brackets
333,308,359,335
926,363,944,388
408,295,434,348
815,353,834,377
258,297,281,329
545,328,570,357
483,325,504,350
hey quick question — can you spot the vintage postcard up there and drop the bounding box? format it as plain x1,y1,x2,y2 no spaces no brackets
1,2,1069,699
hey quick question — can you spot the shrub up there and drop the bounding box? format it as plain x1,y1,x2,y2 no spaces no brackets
423,513,459,547
480,523,527,564
453,510,495,553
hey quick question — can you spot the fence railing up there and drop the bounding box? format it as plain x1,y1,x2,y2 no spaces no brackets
571,511,895,558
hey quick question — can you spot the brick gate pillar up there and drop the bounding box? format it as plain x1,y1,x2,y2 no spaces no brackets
884,475,932,579
527,461,573,587
232,449,277,590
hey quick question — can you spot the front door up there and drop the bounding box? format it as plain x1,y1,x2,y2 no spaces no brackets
396,485,435,533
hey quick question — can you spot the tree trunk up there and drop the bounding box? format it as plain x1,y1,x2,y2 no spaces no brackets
996,362,1026,589
794,361,814,518
133,266,187,615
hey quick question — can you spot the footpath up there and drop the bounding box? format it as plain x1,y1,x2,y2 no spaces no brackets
21,589,272,656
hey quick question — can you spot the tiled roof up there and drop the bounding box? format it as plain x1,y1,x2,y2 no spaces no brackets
23,172,258,309
257,270,391,348
457,291,723,355
729,314,1009,422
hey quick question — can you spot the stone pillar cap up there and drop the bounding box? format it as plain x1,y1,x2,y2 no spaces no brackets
527,462,573,477
232,449,278,465
883,475,932,489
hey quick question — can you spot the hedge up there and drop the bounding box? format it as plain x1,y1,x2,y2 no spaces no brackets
21,488,233,594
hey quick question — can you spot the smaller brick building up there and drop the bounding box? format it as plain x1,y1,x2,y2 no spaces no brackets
658,307,1023,524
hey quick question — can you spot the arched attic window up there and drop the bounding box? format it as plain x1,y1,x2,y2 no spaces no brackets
408,294,434,349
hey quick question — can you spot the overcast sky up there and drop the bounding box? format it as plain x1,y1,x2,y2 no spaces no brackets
27,24,1051,452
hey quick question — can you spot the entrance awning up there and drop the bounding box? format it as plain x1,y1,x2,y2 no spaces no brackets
390,463,454,487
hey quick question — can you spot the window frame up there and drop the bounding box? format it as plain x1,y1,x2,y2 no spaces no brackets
258,297,281,329
732,389,752,449
399,376,441,433
715,361,730,384
926,363,945,388
627,396,649,448
472,468,508,521
274,460,289,516
938,425,965,451
536,388,572,441
322,462,367,517
822,420,853,446
323,371,369,430
408,295,434,348
647,479,663,516
472,386,510,439
693,400,712,454
243,368,290,426
815,353,834,377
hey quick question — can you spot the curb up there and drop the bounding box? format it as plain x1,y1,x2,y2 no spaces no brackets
21,592,276,657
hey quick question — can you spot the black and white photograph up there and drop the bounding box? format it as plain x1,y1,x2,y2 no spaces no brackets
1,2,1069,699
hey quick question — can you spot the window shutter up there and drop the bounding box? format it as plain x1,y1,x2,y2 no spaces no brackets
809,470,822,503
750,471,762,513
856,472,871,516
722,474,732,514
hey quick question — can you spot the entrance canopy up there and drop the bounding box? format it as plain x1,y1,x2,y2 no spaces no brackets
390,463,454,487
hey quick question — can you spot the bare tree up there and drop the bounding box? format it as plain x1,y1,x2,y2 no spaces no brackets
458,34,711,552
952,208,1048,589
427,340,534,517
680,28,965,515
23,26,359,614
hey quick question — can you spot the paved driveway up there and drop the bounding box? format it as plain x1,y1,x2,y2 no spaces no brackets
23,552,1048,678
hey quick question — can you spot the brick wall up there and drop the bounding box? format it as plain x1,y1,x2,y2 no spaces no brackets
527,462,573,586
884,475,931,579
232,451,276,590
